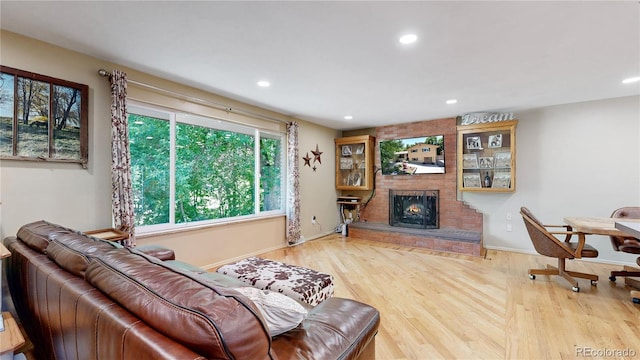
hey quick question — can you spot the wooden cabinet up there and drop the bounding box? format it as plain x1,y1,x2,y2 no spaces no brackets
335,135,375,190
457,120,517,192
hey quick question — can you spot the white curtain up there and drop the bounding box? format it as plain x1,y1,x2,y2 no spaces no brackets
286,121,301,245
109,70,136,247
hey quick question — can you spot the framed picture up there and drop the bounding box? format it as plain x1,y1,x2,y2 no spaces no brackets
463,173,482,188
355,144,364,154
341,145,352,156
492,172,511,189
478,156,493,169
462,153,478,169
340,157,353,169
493,151,511,168
347,172,362,186
466,136,482,150
488,134,502,148
0,65,88,167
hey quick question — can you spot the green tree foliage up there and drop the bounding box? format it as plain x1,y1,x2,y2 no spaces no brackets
423,135,445,155
260,136,282,211
380,139,404,174
129,111,284,227
129,114,170,226
175,123,255,222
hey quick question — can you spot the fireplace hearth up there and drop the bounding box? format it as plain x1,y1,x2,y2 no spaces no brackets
389,190,438,229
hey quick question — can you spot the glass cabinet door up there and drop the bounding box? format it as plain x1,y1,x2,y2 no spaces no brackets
335,135,374,190
457,120,517,192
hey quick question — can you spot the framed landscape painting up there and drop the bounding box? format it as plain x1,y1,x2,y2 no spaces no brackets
0,65,88,167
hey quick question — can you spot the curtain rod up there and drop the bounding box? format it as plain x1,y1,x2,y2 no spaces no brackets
98,69,290,125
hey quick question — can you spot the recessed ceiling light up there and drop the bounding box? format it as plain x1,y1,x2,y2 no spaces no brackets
257,80,271,87
622,76,640,84
344,115,353,120
446,99,458,104
399,34,417,45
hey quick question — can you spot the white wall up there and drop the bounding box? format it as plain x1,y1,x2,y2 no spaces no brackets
464,95,640,264
0,31,113,238
297,121,342,240
0,30,340,267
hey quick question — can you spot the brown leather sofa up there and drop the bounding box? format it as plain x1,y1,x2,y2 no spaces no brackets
4,220,379,360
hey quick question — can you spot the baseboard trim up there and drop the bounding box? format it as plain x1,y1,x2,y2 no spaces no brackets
484,245,637,266
200,230,336,270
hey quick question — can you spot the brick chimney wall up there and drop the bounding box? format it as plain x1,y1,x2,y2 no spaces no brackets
360,117,483,233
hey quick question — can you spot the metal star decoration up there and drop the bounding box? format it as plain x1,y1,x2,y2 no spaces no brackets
312,166,317,172
311,144,323,164
302,152,311,167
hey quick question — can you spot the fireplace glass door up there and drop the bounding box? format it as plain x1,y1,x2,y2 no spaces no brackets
389,190,439,229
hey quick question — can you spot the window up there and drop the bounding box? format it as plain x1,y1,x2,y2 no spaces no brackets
128,104,284,232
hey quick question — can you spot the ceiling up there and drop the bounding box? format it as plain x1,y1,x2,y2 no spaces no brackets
1,1,638,130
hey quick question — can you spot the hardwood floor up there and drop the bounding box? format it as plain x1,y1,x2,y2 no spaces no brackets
257,234,640,360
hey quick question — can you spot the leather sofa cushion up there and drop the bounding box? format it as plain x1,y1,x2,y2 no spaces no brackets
17,220,77,253
85,248,273,360
135,244,176,261
271,297,380,359
46,231,120,277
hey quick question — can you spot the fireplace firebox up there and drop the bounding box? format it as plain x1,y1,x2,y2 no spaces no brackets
389,190,439,229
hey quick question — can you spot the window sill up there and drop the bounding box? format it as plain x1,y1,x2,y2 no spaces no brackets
135,213,285,239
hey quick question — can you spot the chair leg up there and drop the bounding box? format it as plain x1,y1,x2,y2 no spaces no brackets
529,259,598,292
529,264,559,277
565,270,598,282
556,258,598,292
609,265,640,282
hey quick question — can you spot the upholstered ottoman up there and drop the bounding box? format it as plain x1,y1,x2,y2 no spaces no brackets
216,257,334,306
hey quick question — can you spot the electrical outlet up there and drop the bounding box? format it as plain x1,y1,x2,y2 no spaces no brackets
506,212,512,221
506,224,513,232
312,216,316,225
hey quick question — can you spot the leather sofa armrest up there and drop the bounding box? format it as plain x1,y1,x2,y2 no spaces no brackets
271,297,379,359
136,245,176,261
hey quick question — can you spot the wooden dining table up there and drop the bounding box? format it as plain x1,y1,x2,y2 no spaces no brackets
564,216,640,303
615,221,640,238
563,217,640,236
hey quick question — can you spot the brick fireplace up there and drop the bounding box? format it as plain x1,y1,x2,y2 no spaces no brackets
348,117,484,256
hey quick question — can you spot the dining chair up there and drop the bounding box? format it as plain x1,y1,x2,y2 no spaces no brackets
608,207,640,283
520,206,599,292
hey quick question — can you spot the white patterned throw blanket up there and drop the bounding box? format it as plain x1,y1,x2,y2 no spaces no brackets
217,257,334,306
